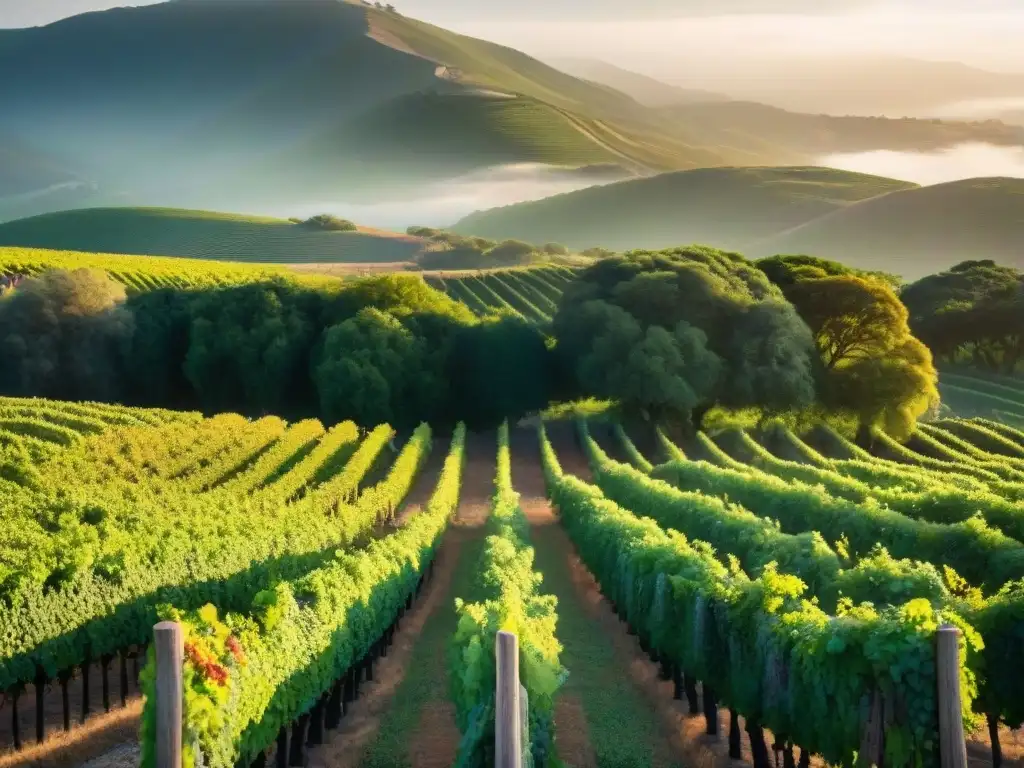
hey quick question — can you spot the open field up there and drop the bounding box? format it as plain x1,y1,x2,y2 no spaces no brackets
0,208,428,264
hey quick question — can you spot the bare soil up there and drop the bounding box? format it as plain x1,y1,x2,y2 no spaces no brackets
0,658,141,768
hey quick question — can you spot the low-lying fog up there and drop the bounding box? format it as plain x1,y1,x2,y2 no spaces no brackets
927,96,1024,122
257,144,1024,232
819,142,1024,186
280,163,623,230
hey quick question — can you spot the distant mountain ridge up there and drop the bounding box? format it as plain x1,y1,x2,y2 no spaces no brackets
1,1,1022,216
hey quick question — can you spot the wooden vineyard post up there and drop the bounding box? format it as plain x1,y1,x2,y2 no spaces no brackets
519,684,530,768
154,622,184,768
495,631,522,768
936,624,968,768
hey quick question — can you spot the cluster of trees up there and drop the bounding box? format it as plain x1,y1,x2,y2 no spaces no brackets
554,249,938,439
289,214,358,232
0,269,551,429
408,228,568,271
0,249,974,439
901,260,1024,374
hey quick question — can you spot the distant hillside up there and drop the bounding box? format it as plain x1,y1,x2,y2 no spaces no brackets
1,1,1021,216
0,208,427,264
549,58,730,107
453,166,916,252
652,55,1024,117
751,178,1024,279
658,101,1024,156
0,137,80,198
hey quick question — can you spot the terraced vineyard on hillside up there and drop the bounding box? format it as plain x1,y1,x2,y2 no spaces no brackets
938,370,1024,427
0,246,339,293
424,264,578,321
2,395,1023,768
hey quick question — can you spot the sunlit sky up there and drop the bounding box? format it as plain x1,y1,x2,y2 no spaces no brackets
1,0,1022,73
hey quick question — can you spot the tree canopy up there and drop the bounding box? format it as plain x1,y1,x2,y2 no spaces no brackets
786,274,939,438
553,247,818,429
901,260,1024,374
0,268,133,402
0,270,550,429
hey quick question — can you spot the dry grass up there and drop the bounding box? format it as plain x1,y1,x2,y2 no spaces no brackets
0,702,139,768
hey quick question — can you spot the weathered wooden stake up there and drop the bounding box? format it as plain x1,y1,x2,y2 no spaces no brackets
307,697,326,746
154,622,184,768
275,727,288,768
728,709,742,758
289,714,309,766
495,631,522,768
35,666,46,743
684,674,699,715
987,714,1002,768
860,691,885,768
11,688,22,751
784,742,796,768
101,654,112,712
59,672,71,731
325,677,344,729
120,652,130,707
703,683,719,736
519,683,530,768
81,658,91,724
936,624,968,768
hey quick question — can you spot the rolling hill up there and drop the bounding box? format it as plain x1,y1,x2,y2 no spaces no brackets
751,177,1024,278
0,208,428,264
2,0,1022,216
453,166,918,253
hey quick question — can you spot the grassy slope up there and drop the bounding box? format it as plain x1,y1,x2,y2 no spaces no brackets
282,93,621,191
454,166,917,252
0,208,427,264
752,177,1024,278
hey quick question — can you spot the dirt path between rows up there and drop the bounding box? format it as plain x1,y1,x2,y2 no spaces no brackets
514,424,770,768
307,430,495,768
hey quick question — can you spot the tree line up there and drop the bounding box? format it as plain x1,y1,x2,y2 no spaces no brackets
0,249,1016,435
0,270,552,429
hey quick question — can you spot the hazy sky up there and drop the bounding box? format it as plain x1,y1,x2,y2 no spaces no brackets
1,0,1022,73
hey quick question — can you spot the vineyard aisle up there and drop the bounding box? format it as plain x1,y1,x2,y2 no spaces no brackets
306,431,495,768
511,426,695,768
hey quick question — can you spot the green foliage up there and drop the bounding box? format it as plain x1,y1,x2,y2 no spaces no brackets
0,268,134,402
451,422,565,767
0,268,555,429
0,401,422,692
785,275,939,438
139,424,465,768
904,261,1024,375
299,214,357,232
538,423,977,768
554,248,817,429
314,308,439,426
